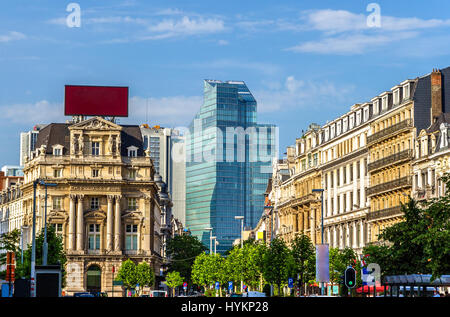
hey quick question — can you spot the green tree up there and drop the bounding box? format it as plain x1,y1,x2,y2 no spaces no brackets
290,233,315,296
115,259,137,296
166,234,207,285
262,238,291,295
165,271,184,297
0,229,21,279
191,253,226,296
20,225,67,286
135,262,155,296
329,247,358,296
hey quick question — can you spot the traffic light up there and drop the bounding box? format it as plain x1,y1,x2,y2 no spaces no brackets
344,267,356,289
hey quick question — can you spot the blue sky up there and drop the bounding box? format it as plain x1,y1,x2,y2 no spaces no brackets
1,0,450,164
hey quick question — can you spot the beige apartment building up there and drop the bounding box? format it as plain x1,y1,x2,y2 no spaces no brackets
263,66,450,253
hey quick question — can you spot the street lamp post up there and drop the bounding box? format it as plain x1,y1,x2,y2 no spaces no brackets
39,180,57,266
204,227,213,254
30,179,39,297
312,188,325,296
234,216,244,292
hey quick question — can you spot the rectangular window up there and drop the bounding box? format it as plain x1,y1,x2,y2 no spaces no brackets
129,169,136,179
53,197,62,210
91,142,100,156
128,198,137,211
92,169,100,178
51,223,63,236
91,197,99,210
54,148,62,156
88,224,101,250
350,163,353,182
125,224,138,250
53,169,62,178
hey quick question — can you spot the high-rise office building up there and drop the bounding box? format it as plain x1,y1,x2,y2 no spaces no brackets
186,80,277,253
20,124,47,166
140,126,186,224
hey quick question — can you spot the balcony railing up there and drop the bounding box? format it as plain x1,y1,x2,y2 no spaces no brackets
367,176,412,196
367,119,413,144
368,149,413,172
367,205,403,221
279,193,317,208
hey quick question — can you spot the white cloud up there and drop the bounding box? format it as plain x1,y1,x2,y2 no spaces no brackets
217,39,229,46
288,32,418,55
124,95,202,127
285,9,450,55
0,31,26,43
0,100,65,125
147,16,225,37
255,76,355,112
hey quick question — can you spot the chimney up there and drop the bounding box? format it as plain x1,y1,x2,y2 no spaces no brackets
431,68,443,124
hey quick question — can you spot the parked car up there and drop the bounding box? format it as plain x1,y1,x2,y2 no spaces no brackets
242,291,266,297
91,292,108,297
150,290,168,297
73,292,95,297
230,293,243,297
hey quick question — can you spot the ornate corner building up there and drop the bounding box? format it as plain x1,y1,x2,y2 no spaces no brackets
19,116,164,295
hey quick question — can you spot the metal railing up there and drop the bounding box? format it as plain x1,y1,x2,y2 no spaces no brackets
367,205,403,221
367,119,413,144
368,149,413,172
367,176,412,196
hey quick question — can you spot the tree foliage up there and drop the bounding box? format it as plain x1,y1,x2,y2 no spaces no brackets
364,173,450,280
166,234,207,284
262,237,292,294
165,271,184,297
290,233,315,294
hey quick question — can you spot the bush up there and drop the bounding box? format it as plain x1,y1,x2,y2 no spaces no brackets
204,289,216,297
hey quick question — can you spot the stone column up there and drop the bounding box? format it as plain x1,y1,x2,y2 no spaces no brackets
353,221,357,248
333,170,338,215
359,219,364,248
360,158,366,208
114,195,122,251
107,195,114,251
333,226,337,248
345,223,350,247
310,207,316,245
68,194,76,251
76,195,84,251
327,172,332,217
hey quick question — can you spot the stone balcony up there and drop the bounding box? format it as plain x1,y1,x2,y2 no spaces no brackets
367,176,412,196
367,119,413,144
366,205,403,222
368,149,413,173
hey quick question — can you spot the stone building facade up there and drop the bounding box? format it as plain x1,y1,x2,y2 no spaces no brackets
259,66,450,254
20,117,163,296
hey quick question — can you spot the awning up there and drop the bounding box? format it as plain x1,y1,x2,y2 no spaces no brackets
356,285,389,293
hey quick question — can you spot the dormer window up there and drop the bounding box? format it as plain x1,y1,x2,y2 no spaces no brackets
403,84,410,100
382,96,388,110
127,146,138,157
393,89,400,105
373,100,379,114
53,145,63,156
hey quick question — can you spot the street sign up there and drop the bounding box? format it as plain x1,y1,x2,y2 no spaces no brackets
228,281,233,291
183,282,187,290
113,280,123,286
288,278,294,288
215,282,220,290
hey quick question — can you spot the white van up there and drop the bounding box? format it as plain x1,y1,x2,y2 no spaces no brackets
150,290,168,297
242,291,266,297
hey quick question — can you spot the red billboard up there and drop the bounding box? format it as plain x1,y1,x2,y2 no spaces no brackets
64,85,128,117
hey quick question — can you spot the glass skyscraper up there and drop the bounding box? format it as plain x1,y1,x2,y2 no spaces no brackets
186,80,276,253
